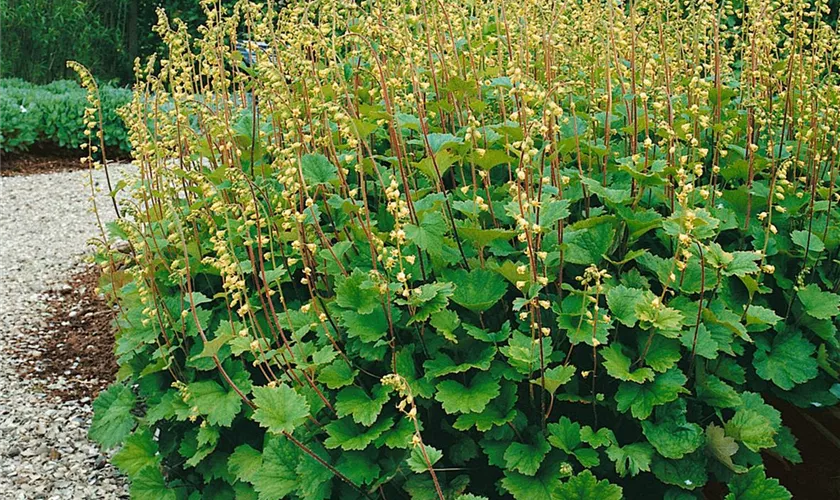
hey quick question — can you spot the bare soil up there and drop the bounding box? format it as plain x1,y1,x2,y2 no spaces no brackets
0,146,86,177
19,264,118,401
0,146,129,177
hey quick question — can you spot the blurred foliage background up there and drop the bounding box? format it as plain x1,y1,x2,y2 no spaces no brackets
0,0,237,85
0,0,837,86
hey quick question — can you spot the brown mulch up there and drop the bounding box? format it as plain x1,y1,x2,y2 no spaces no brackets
762,397,840,497
20,265,118,401
0,146,87,177
0,146,129,177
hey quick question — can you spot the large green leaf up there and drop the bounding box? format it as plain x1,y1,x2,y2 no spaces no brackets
606,285,645,327
724,466,791,500
615,368,688,419
407,444,443,473
397,281,456,324
705,423,745,473
317,359,358,389
563,223,615,264
547,417,582,453
641,401,704,459
335,385,390,426
503,435,551,476
606,442,653,477
342,309,389,343
500,461,562,500
458,226,516,248
470,148,516,170
130,466,177,500
424,344,496,378
555,470,623,500
724,408,776,452
444,267,508,312
651,451,708,490
722,251,761,277
453,384,517,431
601,344,655,383
186,380,243,427
335,450,382,486
531,364,576,394
753,331,818,390
251,437,299,499
798,284,840,320
791,230,825,254
435,371,501,414
336,269,380,315
324,416,393,450
228,444,263,483
501,331,553,375
295,442,334,500
252,384,310,434
89,384,136,449
680,324,718,359
112,428,160,478
642,336,682,373
301,153,338,185
415,150,458,180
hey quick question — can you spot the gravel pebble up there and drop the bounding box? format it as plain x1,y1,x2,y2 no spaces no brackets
0,166,131,499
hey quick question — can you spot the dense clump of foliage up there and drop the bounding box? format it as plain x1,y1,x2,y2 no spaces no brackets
88,0,840,498
0,79,131,154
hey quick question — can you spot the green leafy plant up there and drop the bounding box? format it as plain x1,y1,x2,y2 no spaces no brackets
0,78,131,154
89,0,840,498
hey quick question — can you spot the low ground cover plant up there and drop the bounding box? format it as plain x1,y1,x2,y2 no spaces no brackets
0,78,131,154
86,0,840,498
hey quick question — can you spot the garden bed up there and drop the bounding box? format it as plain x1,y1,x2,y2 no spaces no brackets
762,397,840,497
1,145,130,177
1,145,87,177
18,264,118,401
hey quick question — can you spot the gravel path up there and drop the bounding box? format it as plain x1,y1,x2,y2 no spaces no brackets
0,166,130,499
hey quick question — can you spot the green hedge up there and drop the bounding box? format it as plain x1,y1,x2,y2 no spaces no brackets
0,79,131,154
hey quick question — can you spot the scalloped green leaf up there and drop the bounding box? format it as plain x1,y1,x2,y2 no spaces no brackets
615,368,688,419
504,435,550,476
89,384,136,449
724,466,791,500
606,442,653,477
753,331,818,390
641,402,704,459
252,384,310,435
186,380,243,427
705,423,746,473
335,385,390,426
798,284,840,320
606,285,645,327
336,269,380,315
435,371,501,414
324,416,393,450
601,344,655,383
300,153,338,185
112,428,160,478
555,470,623,500
130,466,177,500
444,267,508,312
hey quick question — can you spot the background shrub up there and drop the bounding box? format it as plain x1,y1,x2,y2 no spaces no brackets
0,89,41,153
2,0,837,86
90,0,840,499
0,79,131,154
0,0,238,85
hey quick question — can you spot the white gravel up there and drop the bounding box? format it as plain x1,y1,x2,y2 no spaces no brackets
0,166,130,499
